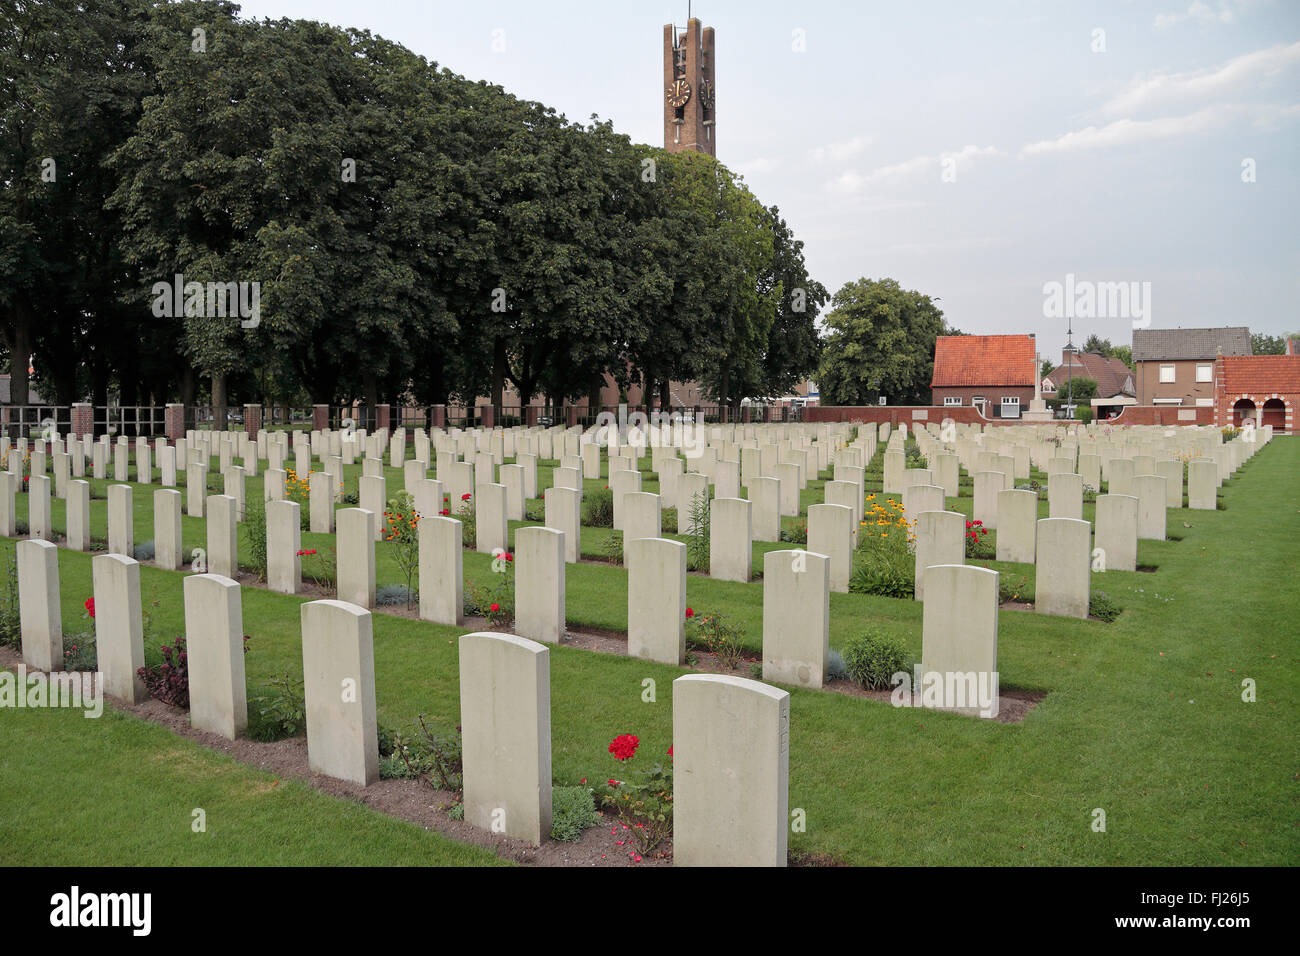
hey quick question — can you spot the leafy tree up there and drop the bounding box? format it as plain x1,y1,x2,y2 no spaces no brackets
1041,359,1055,378
1251,333,1299,355
816,278,948,405
1049,376,1097,405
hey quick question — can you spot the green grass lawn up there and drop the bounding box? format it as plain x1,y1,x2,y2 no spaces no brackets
1,434,1295,865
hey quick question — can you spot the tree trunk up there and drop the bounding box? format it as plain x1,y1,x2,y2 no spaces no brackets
492,337,507,411
212,372,228,431
660,379,672,413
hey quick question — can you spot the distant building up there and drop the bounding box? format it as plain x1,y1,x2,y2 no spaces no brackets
930,334,1037,418
1131,326,1250,406
1042,347,1135,419
1215,351,1300,432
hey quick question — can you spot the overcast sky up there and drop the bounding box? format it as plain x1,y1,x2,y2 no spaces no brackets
231,0,1300,353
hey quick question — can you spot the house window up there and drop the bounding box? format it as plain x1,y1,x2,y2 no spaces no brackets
944,396,962,406
1196,364,1212,383
972,396,986,413
1000,396,1021,419
1159,364,1176,383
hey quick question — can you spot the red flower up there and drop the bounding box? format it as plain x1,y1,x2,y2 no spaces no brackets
685,607,695,618
966,521,972,528
84,597,95,618
609,733,640,761
668,745,673,760
504,553,513,562
607,779,619,788
489,602,500,613
461,493,472,501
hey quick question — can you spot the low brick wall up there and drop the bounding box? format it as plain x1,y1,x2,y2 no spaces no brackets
805,405,1215,427
1108,405,1213,426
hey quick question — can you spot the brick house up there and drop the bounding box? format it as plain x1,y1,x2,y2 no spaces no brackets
1042,347,1135,419
1132,327,1251,407
930,334,1037,418
1214,349,1300,433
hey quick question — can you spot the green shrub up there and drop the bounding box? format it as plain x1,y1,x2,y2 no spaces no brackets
1090,590,1122,622
242,498,268,580
0,550,20,649
376,584,414,606
850,519,915,599
582,487,614,527
247,673,306,741
62,632,97,671
684,490,710,572
826,648,847,681
842,630,910,690
780,520,808,544
550,786,600,842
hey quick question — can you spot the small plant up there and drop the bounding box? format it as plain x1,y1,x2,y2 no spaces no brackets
132,541,155,562
849,509,916,600
965,519,994,558
248,673,306,741
375,584,415,606
582,487,614,528
688,611,747,670
826,648,848,681
137,636,190,709
62,632,97,671
601,529,623,565
382,492,420,608
457,493,476,548
780,521,808,544
467,552,515,627
998,574,1033,604
1090,590,1122,622
301,547,337,591
551,786,600,842
598,734,673,857
842,630,910,690
415,715,464,792
0,550,20,649
242,497,268,580
685,489,710,572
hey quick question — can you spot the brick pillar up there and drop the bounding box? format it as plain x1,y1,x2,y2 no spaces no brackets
244,404,261,442
313,404,329,432
164,404,185,442
376,404,392,431
526,406,540,426
763,405,774,423
478,404,494,429
430,405,447,430
565,405,579,428
72,403,94,439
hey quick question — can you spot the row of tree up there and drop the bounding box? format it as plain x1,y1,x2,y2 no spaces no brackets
2,0,828,413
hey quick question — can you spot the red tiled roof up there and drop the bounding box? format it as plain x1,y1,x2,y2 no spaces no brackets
1219,355,1300,394
931,334,1036,388
1044,352,1134,398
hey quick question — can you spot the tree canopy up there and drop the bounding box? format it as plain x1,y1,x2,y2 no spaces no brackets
815,277,953,406
2,0,822,413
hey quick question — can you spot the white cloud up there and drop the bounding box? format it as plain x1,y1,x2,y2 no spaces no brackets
832,144,999,192
1020,107,1229,156
1154,0,1267,29
809,135,873,164
1101,41,1300,117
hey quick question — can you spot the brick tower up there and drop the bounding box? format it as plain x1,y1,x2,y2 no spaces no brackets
663,18,715,156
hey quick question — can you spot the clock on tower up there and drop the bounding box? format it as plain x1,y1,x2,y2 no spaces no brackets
663,17,715,156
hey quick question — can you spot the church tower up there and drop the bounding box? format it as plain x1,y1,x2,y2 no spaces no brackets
663,18,715,156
